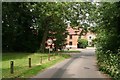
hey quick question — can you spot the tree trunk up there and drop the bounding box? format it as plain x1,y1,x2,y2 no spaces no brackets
40,16,52,53
40,26,48,53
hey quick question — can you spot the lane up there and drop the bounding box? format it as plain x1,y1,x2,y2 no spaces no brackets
33,48,108,78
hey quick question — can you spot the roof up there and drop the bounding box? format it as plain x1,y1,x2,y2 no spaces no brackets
66,26,82,35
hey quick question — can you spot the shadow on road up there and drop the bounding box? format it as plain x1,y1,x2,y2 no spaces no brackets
51,57,79,78
50,48,96,78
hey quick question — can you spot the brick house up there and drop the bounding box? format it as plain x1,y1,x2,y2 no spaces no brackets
66,26,82,49
65,22,96,49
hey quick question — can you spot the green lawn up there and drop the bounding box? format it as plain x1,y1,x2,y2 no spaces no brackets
2,52,70,78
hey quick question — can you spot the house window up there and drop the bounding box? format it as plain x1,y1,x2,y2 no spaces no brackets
75,31,78,35
70,35,72,39
69,42,72,45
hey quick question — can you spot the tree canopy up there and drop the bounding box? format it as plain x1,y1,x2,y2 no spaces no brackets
2,2,120,53
2,2,97,52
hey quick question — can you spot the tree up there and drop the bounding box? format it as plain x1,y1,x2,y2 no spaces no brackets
78,38,88,48
96,2,120,53
2,2,68,52
31,2,68,52
94,2,120,79
2,2,39,52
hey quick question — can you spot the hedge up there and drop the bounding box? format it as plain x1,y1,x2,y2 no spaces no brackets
96,50,120,80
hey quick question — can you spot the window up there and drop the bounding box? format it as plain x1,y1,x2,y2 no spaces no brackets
75,31,77,35
70,35,72,39
69,42,72,45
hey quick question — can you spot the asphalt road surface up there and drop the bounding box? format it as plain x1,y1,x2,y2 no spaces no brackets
33,48,109,79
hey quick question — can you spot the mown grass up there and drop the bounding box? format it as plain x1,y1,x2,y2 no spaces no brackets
2,52,71,78
57,50,80,53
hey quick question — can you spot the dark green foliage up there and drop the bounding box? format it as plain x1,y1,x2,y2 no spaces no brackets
78,39,88,48
33,3,68,52
2,2,97,53
96,2,120,53
2,2,67,53
96,2,120,80
2,2,39,52
96,50,120,79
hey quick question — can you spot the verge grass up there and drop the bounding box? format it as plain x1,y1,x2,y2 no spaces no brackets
2,52,70,78
57,50,80,53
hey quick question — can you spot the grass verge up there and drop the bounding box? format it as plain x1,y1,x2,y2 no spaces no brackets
57,50,80,53
2,53,71,78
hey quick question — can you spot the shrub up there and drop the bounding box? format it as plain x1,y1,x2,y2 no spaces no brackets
96,49,120,80
78,39,88,48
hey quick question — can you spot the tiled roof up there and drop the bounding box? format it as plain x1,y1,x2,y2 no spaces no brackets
67,26,82,35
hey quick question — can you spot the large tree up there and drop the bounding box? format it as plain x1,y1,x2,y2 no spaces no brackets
94,2,120,79
2,2,39,52
31,2,68,52
2,2,68,52
96,2,120,53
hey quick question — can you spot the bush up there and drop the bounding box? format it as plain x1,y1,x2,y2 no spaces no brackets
78,39,88,48
96,49,120,80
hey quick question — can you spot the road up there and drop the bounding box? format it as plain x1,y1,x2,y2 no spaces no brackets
33,48,109,79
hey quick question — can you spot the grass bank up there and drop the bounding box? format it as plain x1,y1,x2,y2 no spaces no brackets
2,52,71,78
